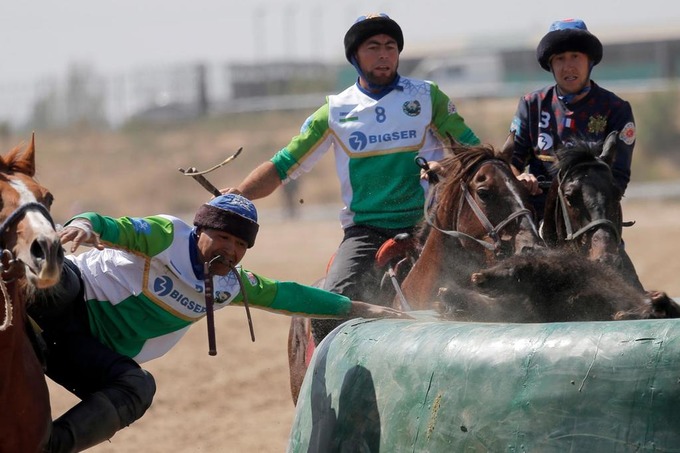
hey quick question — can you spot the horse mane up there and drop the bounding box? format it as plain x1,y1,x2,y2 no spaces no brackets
553,140,605,174
435,143,499,226
0,142,35,175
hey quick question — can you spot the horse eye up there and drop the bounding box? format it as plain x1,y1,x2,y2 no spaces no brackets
476,188,492,203
42,192,54,209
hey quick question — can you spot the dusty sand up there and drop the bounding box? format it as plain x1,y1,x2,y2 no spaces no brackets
47,199,680,453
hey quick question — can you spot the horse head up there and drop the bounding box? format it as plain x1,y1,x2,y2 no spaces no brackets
0,135,63,291
433,139,542,262
542,132,623,267
401,139,543,308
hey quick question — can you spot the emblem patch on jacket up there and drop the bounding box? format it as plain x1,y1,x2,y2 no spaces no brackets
402,100,421,117
619,122,636,145
587,114,607,134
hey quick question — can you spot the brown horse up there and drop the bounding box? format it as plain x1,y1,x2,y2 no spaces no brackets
399,142,543,309
0,135,64,452
288,142,544,404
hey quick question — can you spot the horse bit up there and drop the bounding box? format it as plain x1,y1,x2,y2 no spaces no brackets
424,159,533,254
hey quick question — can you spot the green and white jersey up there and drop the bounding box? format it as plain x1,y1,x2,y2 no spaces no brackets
271,77,479,229
69,213,352,363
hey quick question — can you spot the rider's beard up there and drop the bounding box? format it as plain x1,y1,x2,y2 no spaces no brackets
364,64,399,87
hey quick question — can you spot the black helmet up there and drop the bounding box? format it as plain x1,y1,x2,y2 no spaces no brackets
536,19,603,71
344,13,404,63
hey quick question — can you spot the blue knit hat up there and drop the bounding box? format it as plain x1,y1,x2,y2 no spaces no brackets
193,194,259,248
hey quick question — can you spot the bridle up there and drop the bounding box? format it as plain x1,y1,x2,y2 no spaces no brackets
553,160,622,245
424,159,533,253
0,202,55,331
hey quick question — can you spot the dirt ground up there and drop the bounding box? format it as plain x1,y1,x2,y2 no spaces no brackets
47,199,680,453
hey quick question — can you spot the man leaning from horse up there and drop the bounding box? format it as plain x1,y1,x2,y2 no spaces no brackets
29,194,408,452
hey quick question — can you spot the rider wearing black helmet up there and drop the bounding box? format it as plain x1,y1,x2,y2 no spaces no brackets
507,19,641,290
223,13,480,345
508,19,635,215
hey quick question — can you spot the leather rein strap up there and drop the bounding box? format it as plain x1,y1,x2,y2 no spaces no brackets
203,258,256,356
424,160,532,252
555,160,621,244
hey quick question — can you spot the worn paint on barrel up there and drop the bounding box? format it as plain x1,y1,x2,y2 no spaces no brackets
288,312,680,452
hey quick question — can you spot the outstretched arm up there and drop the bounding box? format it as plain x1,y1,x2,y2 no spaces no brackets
221,161,282,200
347,301,413,320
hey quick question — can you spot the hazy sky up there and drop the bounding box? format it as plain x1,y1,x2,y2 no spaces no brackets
2,1,679,83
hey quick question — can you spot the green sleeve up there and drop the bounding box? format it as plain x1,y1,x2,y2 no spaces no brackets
233,268,352,317
270,103,331,180
430,82,480,146
67,213,174,257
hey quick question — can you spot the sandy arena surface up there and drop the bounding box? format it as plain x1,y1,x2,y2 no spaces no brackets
47,199,680,452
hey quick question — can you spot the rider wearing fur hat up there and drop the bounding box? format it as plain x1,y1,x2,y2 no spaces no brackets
223,13,480,346
508,19,636,215
30,194,408,452
507,19,641,290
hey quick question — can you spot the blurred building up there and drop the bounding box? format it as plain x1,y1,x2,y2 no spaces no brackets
1,36,680,130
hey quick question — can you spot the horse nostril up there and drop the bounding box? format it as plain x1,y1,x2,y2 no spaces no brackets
30,238,47,260
520,245,535,254
31,236,63,264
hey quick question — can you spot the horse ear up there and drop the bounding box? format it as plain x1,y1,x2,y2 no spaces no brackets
498,132,515,164
16,133,37,177
600,130,618,167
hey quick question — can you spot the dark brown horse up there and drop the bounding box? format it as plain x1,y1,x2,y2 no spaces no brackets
0,136,64,452
437,248,680,322
540,132,643,287
400,142,543,309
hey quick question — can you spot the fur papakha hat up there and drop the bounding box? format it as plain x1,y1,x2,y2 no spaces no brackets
536,19,602,71
193,194,259,248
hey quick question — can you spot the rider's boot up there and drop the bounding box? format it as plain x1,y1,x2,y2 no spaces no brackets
46,392,121,453
44,368,156,453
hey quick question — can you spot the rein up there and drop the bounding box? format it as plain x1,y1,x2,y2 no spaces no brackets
202,259,256,356
554,160,621,244
424,160,532,253
0,250,16,331
0,202,53,331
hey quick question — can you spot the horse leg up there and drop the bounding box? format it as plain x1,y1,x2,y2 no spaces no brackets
288,316,313,405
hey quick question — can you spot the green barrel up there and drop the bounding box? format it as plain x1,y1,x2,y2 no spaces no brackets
288,313,680,452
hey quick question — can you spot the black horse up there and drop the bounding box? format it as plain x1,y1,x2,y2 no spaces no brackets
540,132,643,290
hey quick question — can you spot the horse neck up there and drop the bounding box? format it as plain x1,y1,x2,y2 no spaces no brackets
0,275,51,453
0,277,26,339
